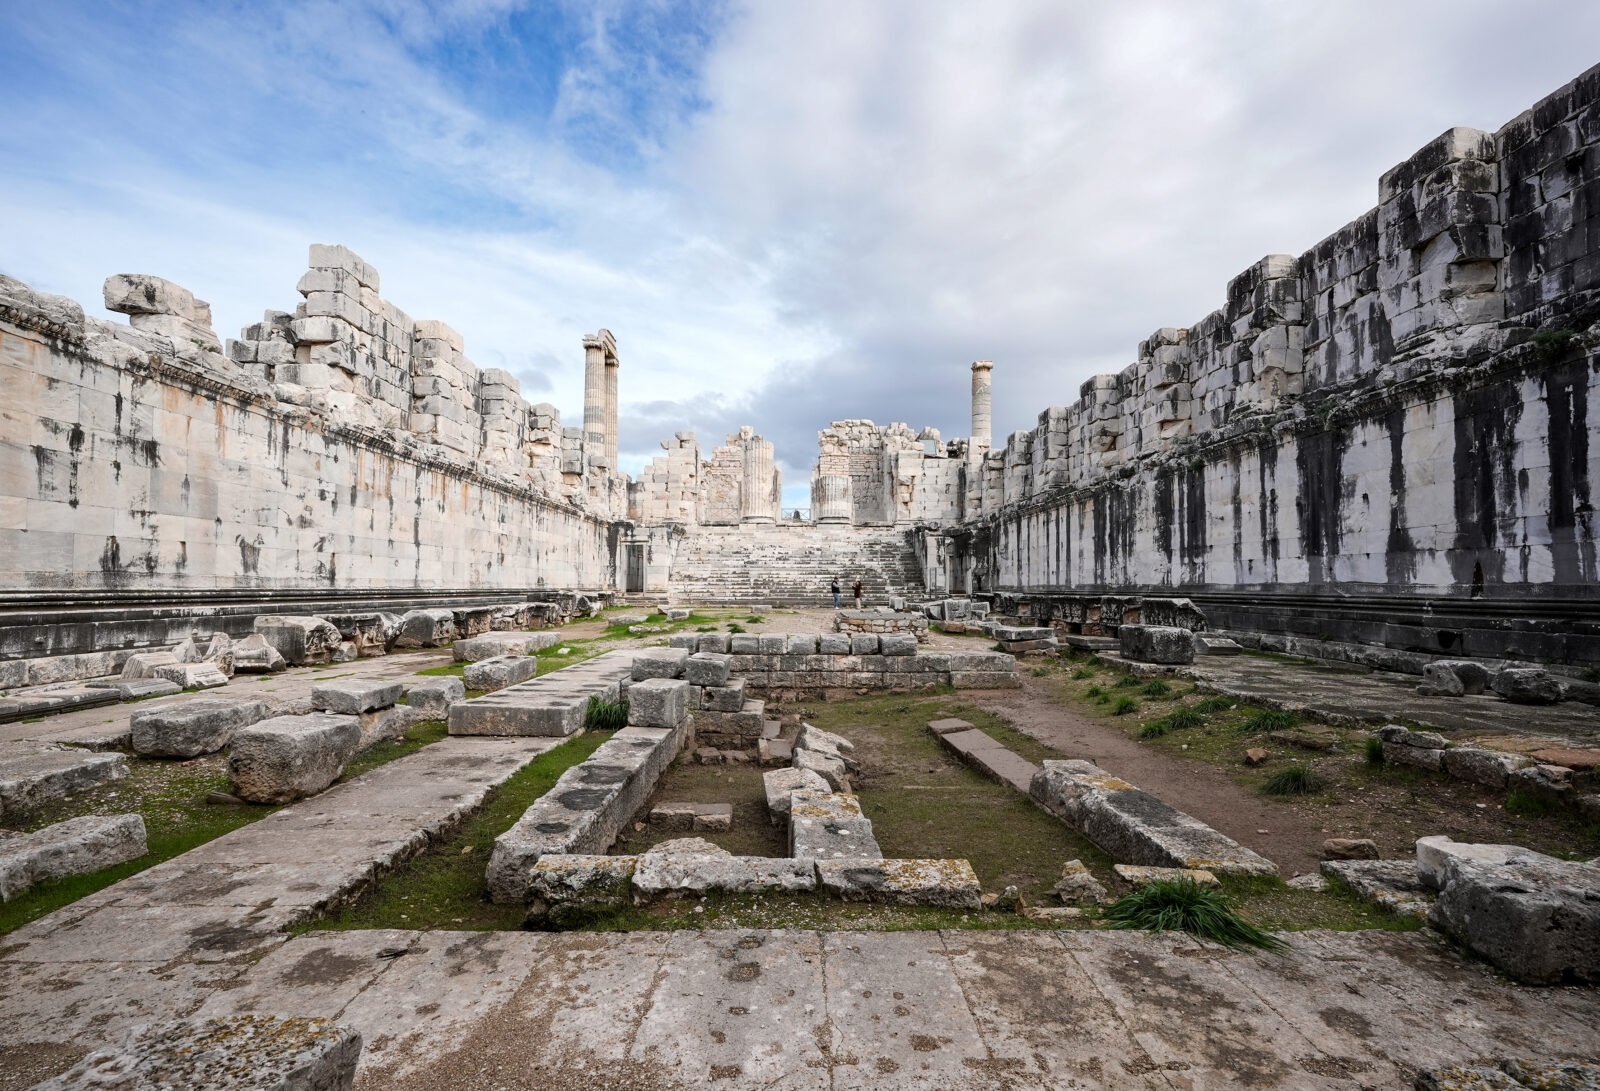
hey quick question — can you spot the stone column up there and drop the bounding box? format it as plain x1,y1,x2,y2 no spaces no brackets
813,430,853,523
970,360,993,451
740,429,777,523
582,334,608,465
605,354,619,470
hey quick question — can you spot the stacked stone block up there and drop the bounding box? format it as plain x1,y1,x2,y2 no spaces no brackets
629,431,702,523
712,631,1017,697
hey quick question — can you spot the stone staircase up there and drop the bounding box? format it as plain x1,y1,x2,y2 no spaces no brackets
667,525,924,606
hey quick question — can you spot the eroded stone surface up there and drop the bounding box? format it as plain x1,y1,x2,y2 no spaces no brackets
228,714,362,804
0,814,147,900
131,698,267,758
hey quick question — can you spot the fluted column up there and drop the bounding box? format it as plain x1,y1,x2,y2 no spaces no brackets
814,473,852,522
970,359,993,451
741,431,777,523
582,334,608,465
605,356,619,469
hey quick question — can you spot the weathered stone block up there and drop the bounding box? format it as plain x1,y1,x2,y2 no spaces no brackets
232,633,286,673
791,812,880,861
849,633,879,654
1113,863,1220,887
453,631,558,661
1118,624,1195,664
793,747,849,790
525,854,637,926
729,634,760,654
697,634,730,654
131,698,268,758
0,813,147,900
33,1015,361,1091
1052,859,1110,905
405,676,464,714
228,714,362,804
684,652,732,687
253,615,344,665
311,678,402,714
879,633,917,656
1429,854,1600,983
120,650,179,680
634,854,816,897
627,678,689,728
762,767,829,818
0,744,128,817
950,671,1023,689
1492,668,1565,705
817,859,982,908
631,648,689,681
463,654,540,692
1383,741,1444,771
1320,859,1434,919
819,634,851,654
693,802,733,831
153,662,230,690
786,634,819,655
1441,747,1527,788
392,608,457,648
1417,661,1465,697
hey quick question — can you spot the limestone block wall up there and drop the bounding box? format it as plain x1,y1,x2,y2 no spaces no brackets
808,420,965,527
964,63,1600,632
0,276,617,593
628,432,702,524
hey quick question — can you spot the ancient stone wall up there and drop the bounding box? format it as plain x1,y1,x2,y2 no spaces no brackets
808,420,965,527
965,63,1600,639
0,272,617,593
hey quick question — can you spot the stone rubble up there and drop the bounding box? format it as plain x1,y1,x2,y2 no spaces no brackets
228,713,362,804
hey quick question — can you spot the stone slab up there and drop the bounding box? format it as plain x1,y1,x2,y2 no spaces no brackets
131,698,268,758
0,742,128,817
1320,858,1434,919
816,858,982,908
311,678,402,714
405,676,464,715
228,713,362,804
633,855,817,897
462,654,540,692
1112,863,1219,887
0,813,147,901
452,631,559,661
762,766,829,818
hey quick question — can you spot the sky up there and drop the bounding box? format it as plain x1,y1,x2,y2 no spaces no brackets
3,1,1597,512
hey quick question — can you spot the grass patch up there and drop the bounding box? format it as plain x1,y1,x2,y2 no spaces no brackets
1111,696,1139,716
1364,736,1386,765
417,663,465,678
1071,667,1097,680
726,623,746,634
1192,695,1237,715
1238,708,1298,735
1140,679,1173,698
584,696,629,731
303,731,616,932
1113,675,1141,689
1104,878,1287,951
1083,685,1105,699
1162,706,1206,732
338,719,448,782
1084,655,1105,668
1263,765,1327,796
1138,721,1168,740
1505,786,1559,817
1223,874,1420,934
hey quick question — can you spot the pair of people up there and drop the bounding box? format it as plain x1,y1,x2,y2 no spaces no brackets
831,578,863,609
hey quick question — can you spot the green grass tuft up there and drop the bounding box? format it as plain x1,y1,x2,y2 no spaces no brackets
1138,721,1167,740
1112,696,1139,716
1104,879,1287,951
1505,786,1559,817
585,696,629,731
1071,667,1096,680
1084,655,1105,668
1140,679,1173,698
1192,696,1237,715
1113,675,1141,689
1162,706,1206,731
726,623,746,634
1084,685,1105,698
1364,736,1386,765
1238,708,1298,735
1263,765,1327,796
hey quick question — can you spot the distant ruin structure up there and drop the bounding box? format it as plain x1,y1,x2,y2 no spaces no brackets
3,63,1599,679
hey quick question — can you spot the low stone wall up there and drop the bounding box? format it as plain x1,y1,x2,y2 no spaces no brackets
832,610,930,640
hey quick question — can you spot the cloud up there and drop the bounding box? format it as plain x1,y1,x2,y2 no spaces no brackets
2,0,1598,512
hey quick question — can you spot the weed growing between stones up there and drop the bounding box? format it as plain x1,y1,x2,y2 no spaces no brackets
1111,696,1139,716
585,696,629,731
1105,878,1287,951
1083,685,1105,699
338,719,447,782
1364,736,1386,765
1263,766,1327,796
1238,708,1298,735
1140,679,1173,698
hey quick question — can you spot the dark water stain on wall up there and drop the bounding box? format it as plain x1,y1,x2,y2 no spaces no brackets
237,535,261,575
1385,409,1417,587
1450,380,1525,590
1153,470,1175,575
1179,466,1207,584
1258,441,1280,583
1296,428,1344,585
1545,358,1596,586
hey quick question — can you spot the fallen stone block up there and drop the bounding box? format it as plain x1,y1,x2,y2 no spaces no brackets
793,747,850,791
392,608,457,648
331,641,359,663
86,677,183,700
1492,668,1565,705
928,717,975,736
253,615,345,665
1509,763,1573,804
759,738,793,765
0,743,128,817
797,722,855,756
613,614,649,626
357,705,416,749
1195,635,1243,656
1415,835,1558,891
1417,661,1465,697
632,648,689,681
405,676,464,715
1429,853,1600,984
1378,724,1448,748
453,631,560,662
634,854,817,898
311,678,402,714
32,1015,361,1091
1383,741,1444,771
525,854,637,927
451,607,497,637
131,697,268,758
1053,859,1110,905
628,677,689,728
650,801,698,831
0,813,147,900
685,652,732,687
763,767,830,818
228,714,362,804
153,662,230,690
817,858,982,909
1030,760,1277,877
791,810,880,861
694,803,733,831
699,681,746,712
120,651,179,680
993,625,1053,642
1113,863,1220,888
1320,859,1433,919
1441,746,1527,788
1321,837,1379,861
1118,624,1195,665
463,655,540,692
231,633,287,673
1432,659,1490,695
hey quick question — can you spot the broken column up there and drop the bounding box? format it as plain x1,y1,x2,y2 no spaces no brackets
582,330,618,471
970,359,993,451
812,427,853,523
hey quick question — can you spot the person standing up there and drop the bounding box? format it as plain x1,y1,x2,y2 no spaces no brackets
831,577,841,608
852,579,863,609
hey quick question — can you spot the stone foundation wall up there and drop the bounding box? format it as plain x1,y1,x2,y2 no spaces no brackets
0,282,618,595
963,63,1600,661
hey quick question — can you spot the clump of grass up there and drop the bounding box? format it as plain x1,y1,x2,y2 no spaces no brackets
1364,736,1386,765
1238,708,1298,735
1084,685,1105,698
1193,696,1236,715
1112,696,1139,716
747,616,767,624
1030,667,1051,677
1162,706,1206,731
1140,679,1173,698
1085,655,1105,668
1105,879,1286,951
585,696,629,731
696,625,716,632
1505,787,1558,817
726,623,746,634
1263,765,1326,796
1113,675,1141,689
1139,721,1168,740
1071,667,1096,680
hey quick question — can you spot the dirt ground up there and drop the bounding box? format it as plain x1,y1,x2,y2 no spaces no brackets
961,658,1600,878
